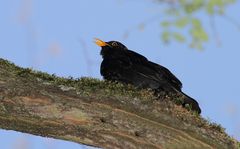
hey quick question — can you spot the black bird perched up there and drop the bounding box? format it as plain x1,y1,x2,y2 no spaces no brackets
95,38,201,114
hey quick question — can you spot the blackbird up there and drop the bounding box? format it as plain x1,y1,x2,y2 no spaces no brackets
95,38,201,114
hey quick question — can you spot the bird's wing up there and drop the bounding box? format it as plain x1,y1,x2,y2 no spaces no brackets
148,61,182,90
101,57,166,90
125,50,182,90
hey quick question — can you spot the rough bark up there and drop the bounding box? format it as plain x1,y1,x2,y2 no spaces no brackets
0,58,238,149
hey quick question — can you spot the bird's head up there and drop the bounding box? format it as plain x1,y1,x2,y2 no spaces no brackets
94,38,127,58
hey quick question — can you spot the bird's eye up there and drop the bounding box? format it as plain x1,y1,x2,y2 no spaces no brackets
112,42,118,46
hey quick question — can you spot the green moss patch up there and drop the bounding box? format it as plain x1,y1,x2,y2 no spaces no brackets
0,58,239,148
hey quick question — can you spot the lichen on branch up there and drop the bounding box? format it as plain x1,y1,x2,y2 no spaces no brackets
0,58,239,149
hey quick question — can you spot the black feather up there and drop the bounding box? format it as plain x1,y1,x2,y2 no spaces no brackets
99,41,201,114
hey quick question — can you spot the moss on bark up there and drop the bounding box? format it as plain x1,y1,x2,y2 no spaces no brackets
0,58,239,149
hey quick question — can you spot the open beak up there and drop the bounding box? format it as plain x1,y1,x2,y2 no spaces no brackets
94,38,110,47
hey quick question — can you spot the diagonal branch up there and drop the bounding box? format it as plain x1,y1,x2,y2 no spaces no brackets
0,58,238,149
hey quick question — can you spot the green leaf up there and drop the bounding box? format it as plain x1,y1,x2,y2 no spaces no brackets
175,17,189,28
173,32,186,42
161,31,170,43
190,40,204,50
161,21,171,27
199,29,209,41
164,8,180,16
183,0,204,13
216,0,224,6
190,27,208,41
206,4,214,14
191,18,201,28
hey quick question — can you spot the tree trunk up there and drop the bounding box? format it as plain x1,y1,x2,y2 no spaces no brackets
0,58,238,149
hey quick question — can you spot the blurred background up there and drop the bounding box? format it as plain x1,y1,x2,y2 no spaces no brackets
0,0,240,148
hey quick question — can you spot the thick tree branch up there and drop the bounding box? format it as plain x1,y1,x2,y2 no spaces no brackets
0,58,238,149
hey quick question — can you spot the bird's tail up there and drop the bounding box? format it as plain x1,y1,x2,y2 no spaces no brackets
155,86,201,114
179,91,201,114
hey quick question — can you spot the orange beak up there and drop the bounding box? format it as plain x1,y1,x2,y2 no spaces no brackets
94,38,110,47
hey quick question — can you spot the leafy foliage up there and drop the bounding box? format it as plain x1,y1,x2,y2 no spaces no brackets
157,0,236,49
